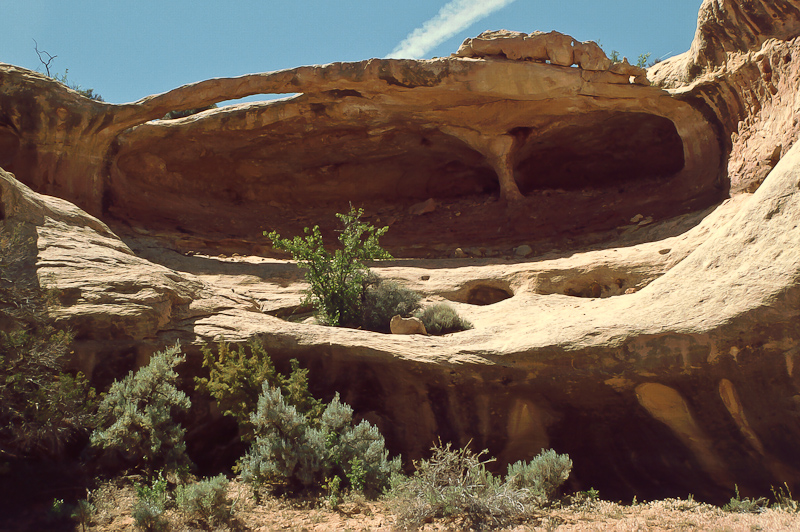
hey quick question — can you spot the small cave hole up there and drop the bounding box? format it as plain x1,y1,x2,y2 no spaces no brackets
445,282,514,305
467,285,513,305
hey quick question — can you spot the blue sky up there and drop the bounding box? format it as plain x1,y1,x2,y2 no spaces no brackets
1,1,702,104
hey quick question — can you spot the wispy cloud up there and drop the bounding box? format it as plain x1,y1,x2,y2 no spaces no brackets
386,0,517,59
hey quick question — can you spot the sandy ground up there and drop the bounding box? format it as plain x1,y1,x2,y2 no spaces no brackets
76,478,800,532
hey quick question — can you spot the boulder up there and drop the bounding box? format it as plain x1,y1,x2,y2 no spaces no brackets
573,40,612,71
390,315,427,335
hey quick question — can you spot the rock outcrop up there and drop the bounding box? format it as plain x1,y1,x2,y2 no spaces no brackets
1,29,721,248
390,315,427,336
1,0,799,504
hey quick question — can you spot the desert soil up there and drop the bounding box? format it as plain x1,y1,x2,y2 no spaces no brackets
75,478,800,532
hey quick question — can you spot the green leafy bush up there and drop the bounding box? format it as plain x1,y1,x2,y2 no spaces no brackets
132,472,169,532
267,206,392,327
360,279,422,333
240,387,400,498
91,344,191,474
175,474,232,528
195,340,323,442
415,303,472,335
390,442,572,530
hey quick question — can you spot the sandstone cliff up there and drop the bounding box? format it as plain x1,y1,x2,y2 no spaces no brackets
1,0,799,503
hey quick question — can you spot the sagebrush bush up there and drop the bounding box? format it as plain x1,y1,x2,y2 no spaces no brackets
390,442,516,529
360,279,422,332
506,449,573,500
240,387,399,497
175,474,232,527
318,394,401,498
723,484,768,514
267,206,392,327
390,442,572,530
91,344,191,474
132,472,169,532
416,303,472,335
195,340,323,442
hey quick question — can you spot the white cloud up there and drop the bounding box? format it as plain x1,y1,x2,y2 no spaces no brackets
386,0,517,59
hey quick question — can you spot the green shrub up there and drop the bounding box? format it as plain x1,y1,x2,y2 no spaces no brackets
390,442,572,530
240,387,400,498
195,340,323,442
91,344,191,474
132,472,169,532
175,474,232,528
266,206,392,327
54,69,104,101
723,484,768,513
360,279,422,333
415,303,472,335
318,394,401,498
506,449,572,500
390,442,514,529
240,386,323,492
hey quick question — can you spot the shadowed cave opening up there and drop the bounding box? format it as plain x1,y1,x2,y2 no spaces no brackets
112,123,499,209
443,281,514,305
512,112,685,193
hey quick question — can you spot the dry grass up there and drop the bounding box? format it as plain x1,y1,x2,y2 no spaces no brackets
79,479,800,532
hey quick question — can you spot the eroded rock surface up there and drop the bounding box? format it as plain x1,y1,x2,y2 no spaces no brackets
0,0,799,504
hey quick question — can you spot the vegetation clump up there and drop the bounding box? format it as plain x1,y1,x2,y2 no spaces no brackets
360,278,422,333
722,484,769,514
241,387,400,498
506,449,573,501
390,442,572,530
175,474,233,528
132,472,170,532
195,339,323,442
91,344,192,474
0,225,97,459
415,302,473,335
267,206,392,327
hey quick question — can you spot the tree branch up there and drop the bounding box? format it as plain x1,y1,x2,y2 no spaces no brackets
32,39,56,77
